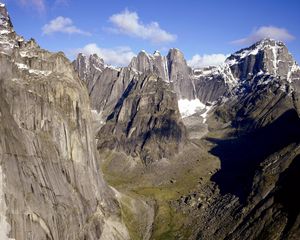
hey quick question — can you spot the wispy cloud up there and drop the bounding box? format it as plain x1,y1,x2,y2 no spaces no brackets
42,16,91,36
19,0,46,13
72,43,136,66
232,26,295,45
108,9,177,44
187,54,227,68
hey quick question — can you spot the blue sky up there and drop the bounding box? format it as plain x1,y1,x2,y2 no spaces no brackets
2,0,300,66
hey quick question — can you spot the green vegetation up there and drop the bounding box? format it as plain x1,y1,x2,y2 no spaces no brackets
99,141,219,239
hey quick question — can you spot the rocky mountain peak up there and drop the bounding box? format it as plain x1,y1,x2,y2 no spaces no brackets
0,3,13,32
166,48,195,99
0,2,20,54
128,49,170,84
73,53,105,93
226,38,297,82
129,50,153,71
90,53,104,66
167,47,181,57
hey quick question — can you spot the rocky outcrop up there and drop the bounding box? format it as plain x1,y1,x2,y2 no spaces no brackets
74,54,140,124
129,50,169,81
167,48,195,99
0,4,129,240
73,53,104,93
89,67,138,121
129,49,196,100
97,74,187,165
192,65,236,103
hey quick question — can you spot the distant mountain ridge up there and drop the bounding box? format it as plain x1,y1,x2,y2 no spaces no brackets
74,37,300,124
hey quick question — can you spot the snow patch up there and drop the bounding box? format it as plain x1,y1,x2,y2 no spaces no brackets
153,50,161,57
270,43,278,75
105,65,121,71
287,61,300,83
193,64,238,88
200,105,213,123
0,29,10,35
15,63,28,69
91,109,105,124
28,69,51,76
178,99,205,118
15,63,51,76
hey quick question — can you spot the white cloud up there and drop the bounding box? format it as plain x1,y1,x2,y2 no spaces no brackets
42,16,91,36
232,26,295,45
73,43,136,66
108,9,176,43
20,0,45,13
187,54,227,68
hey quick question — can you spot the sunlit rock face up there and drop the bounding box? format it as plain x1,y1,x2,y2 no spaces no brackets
0,3,129,240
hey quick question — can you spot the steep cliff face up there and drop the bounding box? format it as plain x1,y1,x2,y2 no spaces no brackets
167,48,195,100
89,67,138,121
192,65,236,103
97,74,187,165
74,54,139,124
73,53,105,94
0,4,129,240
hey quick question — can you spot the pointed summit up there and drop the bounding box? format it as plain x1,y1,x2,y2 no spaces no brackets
0,3,20,54
0,3,14,35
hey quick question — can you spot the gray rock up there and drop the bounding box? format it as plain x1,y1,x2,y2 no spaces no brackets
73,53,104,94
97,74,187,165
227,39,296,82
129,49,196,100
129,50,169,81
167,48,195,99
0,4,129,240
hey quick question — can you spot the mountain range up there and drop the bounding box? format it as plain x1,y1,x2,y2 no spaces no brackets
1,3,300,239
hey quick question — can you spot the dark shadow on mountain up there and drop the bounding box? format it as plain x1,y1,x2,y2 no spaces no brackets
207,109,300,203
274,154,300,237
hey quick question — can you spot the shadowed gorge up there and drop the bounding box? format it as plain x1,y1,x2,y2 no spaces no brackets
274,154,300,237
210,109,300,202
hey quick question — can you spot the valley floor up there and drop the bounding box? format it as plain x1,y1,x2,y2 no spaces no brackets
99,135,220,239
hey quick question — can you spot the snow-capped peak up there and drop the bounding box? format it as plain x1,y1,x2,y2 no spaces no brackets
225,38,298,83
226,38,284,66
